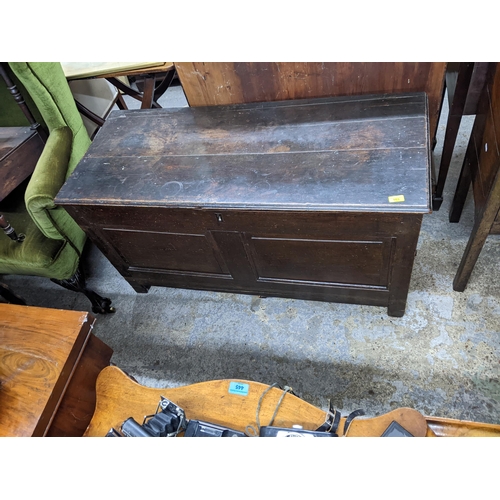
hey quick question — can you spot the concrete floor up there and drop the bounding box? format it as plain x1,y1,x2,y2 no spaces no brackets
4,82,499,425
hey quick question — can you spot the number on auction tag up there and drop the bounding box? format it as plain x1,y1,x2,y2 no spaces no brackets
229,382,249,396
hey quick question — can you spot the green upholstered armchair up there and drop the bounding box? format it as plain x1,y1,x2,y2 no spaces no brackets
0,62,114,313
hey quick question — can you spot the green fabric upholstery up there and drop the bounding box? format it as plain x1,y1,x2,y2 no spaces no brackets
9,63,91,177
0,62,91,281
0,197,79,279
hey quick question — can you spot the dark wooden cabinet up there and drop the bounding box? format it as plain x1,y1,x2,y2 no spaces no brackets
55,94,432,317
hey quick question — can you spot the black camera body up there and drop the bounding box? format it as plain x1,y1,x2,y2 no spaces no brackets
108,396,188,437
184,420,246,437
260,425,336,437
107,396,246,437
106,396,339,438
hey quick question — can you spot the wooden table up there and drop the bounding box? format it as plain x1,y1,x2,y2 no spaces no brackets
449,62,500,291
0,127,43,201
174,62,446,142
0,304,113,436
55,93,431,317
433,62,489,209
61,62,176,110
84,366,500,437
0,126,44,242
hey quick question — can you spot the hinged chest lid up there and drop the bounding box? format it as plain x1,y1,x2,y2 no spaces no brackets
56,93,432,213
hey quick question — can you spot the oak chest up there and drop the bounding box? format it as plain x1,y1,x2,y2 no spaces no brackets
55,93,432,317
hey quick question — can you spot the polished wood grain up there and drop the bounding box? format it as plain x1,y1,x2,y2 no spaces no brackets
0,304,113,436
84,366,429,437
46,334,114,436
55,93,430,317
84,366,500,438
174,62,446,140
425,416,500,437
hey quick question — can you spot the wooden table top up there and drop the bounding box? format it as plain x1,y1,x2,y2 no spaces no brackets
0,304,96,436
56,93,432,214
0,127,33,160
61,62,174,80
0,126,42,202
84,366,500,437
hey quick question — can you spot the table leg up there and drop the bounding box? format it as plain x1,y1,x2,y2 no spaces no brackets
141,75,156,109
434,63,475,210
153,69,176,102
449,140,474,223
106,77,161,109
453,211,494,292
116,93,128,110
453,167,500,291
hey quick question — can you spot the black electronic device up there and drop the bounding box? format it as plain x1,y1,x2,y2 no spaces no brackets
105,394,355,438
184,420,246,437
121,417,155,437
260,425,337,437
105,428,122,437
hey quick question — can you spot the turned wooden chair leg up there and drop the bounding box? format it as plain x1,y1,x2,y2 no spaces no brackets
0,214,25,243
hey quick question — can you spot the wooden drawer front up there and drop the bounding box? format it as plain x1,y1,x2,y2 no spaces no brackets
102,228,229,276
246,236,391,288
71,206,412,238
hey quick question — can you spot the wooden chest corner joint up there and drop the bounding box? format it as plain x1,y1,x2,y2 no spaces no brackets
55,93,432,317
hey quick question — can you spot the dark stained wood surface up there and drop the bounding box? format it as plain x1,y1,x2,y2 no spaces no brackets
0,127,32,158
0,304,112,437
0,127,44,201
55,93,430,317
46,333,113,436
471,69,500,215
174,62,446,140
449,63,500,291
56,93,431,214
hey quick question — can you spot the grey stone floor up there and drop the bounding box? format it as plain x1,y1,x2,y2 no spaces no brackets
3,83,499,425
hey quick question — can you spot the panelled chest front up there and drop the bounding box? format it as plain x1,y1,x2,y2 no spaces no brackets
55,93,432,317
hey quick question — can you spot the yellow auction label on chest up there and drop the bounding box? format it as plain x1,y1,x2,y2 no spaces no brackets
388,195,405,203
